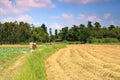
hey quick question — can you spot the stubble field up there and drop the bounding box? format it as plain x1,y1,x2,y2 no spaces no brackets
45,44,120,80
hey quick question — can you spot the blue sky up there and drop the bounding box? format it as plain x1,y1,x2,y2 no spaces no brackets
0,0,120,30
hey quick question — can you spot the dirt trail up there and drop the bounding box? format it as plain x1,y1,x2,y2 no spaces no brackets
45,44,120,80
0,53,28,80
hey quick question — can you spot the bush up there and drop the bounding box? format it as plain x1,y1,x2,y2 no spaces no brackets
87,37,94,43
62,40,68,44
102,38,119,43
88,37,119,43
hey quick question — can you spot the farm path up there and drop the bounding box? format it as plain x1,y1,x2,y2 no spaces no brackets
45,44,120,80
0,53,29,80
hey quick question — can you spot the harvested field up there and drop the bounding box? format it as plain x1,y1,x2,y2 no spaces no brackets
45,44,120,80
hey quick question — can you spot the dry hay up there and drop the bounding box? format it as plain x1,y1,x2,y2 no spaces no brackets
45,44,120,80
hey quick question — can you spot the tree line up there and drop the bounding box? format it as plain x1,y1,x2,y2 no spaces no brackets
0,21,120,44
0,21,48,44
58,21,120,43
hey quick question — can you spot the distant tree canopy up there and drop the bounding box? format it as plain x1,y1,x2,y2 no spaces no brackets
0,21,49,44
0,21,120,44
58,21,120,43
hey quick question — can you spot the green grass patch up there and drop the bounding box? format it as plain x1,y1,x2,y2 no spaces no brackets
15,43,65,80
0,47,29,60
0,47,29,73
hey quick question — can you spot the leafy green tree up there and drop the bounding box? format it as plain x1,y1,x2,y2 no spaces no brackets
0,22,3,44
67,25,80,41
49,28,54,42
60,27,68,40
49,28,52,36
87,21,93,29
55,29,58,38
70,25,79,41
41,24,48,42
2,22,10,43
98,27,108,38
94,22,101,31
79,27,90,43
80,24,85,29
0,21,120,44
67,29,74,41
108,25,115,30
10,21,19,44
109,27,120,40
41,24,48,34
31,26,47,42
18,22,31,42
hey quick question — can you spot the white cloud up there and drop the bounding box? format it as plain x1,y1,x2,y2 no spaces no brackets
87,15,101,22
0,8,7,15
62,13,74,20
50,13,75,26
49,16,60,19
47,23,63,34
78,14,101,22
17,15,35,23
50,13,74,20
16,0,55,9
2,14,37,24
110,21,117,26
50,13,101,26
0,0,55,15
59,0,109,4
51,13,101,22
49,23,63,30
78,14,86,20
104,13,111,19
0,0,19,14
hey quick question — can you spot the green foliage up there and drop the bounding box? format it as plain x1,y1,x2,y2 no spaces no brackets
0,21,49,44
88,38,119,43
0,47,29,60
49,28,55,42
94,22,101,31
15,44,65,80
0,21,120,44
108,25,115,30
67,41,81,44
0,47,29,73
87,21,93,29
79,28,90,43
31,26,48,42
62,40,68,44
58,21,120,44
55,29,58,38
59,27,68,40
